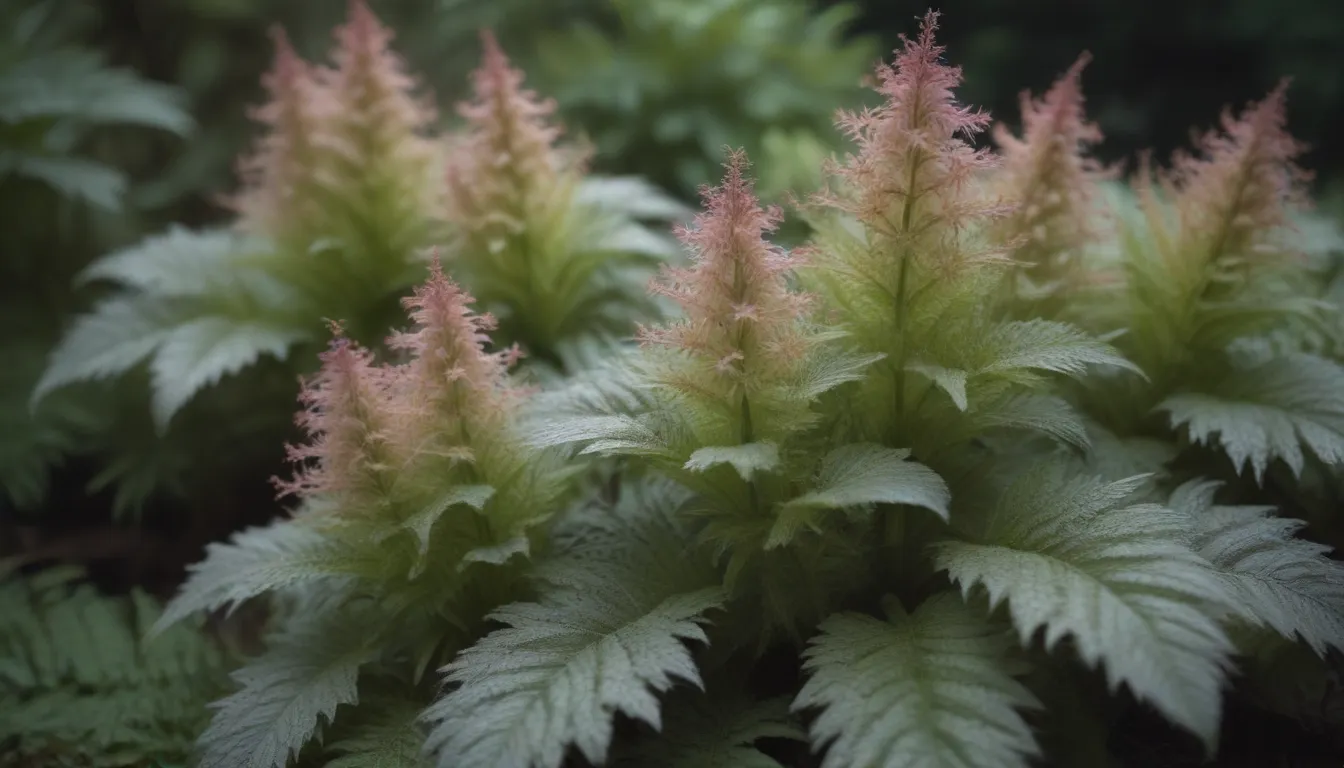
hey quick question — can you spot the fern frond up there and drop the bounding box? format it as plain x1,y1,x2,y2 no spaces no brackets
1158,352,1344,481
421,498,726,768
933,466,1236,748
196,608,378,768
793,591,1040,768
612,685,804,768
0,567,231,765
1170,479,1344,657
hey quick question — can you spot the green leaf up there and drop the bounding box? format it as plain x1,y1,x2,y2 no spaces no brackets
1158,353,1344,481
399,485,496,576
577,176,692,221
613,687,804,768
197,612,375,768
908,361,968,410
976,319,1143,381
685,442,781,481
460,535,530,572
0,151,126,209
31,297,179,404
769,443,949,548
0,49,192,133
794,592,1040,768
1170,480,1344,657
78,226,259,296
422,504,726,768
324,694,428,768
932,467,1236,749
153,520,364,636
150,316,305,428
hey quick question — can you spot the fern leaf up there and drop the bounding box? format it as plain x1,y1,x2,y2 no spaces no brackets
932,467,1236,748
150,316,306,427
0,568,230,765
613,686,804,768
1158,352,1344,481
770,443,949,548
421,502,726,768
794,592,1040,768
685,442,781,481
397,484,496,576
1170,480,1344,657
154,520,365,635
197,612,376,768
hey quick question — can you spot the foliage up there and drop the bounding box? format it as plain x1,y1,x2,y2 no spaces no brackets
0,566,232,767
12,3,1344,768
533,0,878,210
24,1,680,518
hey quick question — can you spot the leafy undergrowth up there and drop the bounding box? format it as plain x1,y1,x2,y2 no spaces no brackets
5,4,1344,768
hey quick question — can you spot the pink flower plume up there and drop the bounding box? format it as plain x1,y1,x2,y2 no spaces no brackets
822,10,1002,244
639,150,811,386
1166,80,1311,265
991,53,1112,287
274,322,402,503
443,30,571,240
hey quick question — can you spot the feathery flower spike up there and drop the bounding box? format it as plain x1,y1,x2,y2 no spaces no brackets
274,322,401,505
228,27,329,241
640,150,810,390
444,29,570,247
1167,80,1310,272
992,53,1112,297
386,256,522,459
822,9,1005,255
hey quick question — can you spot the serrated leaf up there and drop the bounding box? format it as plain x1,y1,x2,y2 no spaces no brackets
769,444,949,548
1158,353,1344,481
324,695,428,768
197,613,375,768
154,520,364,635
613,687,804,768
150,317,305,428
1170,480,1344,657
399,485,496,576
977,319,1143,380
459,535,530,572
31,297,180,404
795,348,885,400
422,505,726,768
908,361,968,410
794,592,1040,768
685,442,780,481
79,226,258,296
932,467,1236,749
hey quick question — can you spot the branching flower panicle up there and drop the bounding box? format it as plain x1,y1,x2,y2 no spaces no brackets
1165,81,1311,285
319,0,441,191
821,10,1006,270
444,30,572,252
991,53,1112,310
640,150,811,402
274,323,402,506
387,256,523,460
227,28,330,243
